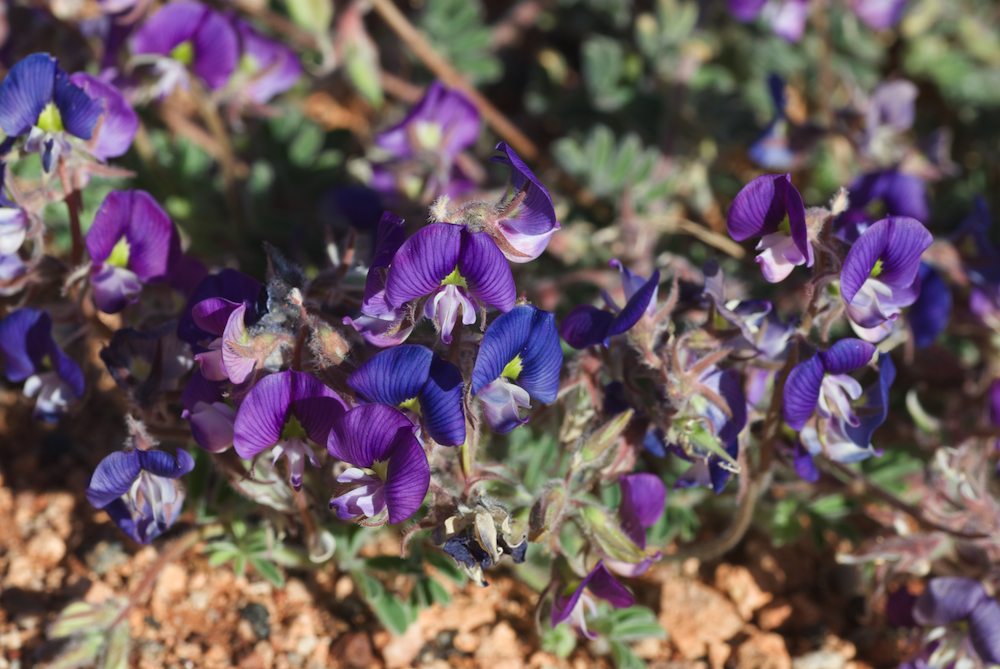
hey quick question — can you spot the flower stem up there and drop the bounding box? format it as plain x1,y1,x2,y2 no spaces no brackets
58,162,84,266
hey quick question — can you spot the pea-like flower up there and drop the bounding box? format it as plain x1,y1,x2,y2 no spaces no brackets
384,222,516,344
86,190,182,314
181,370,235,453
727,173,814,283
86,447,194,544
233,370,347,489
348,345,465,446
560,260,660,349
0,308,85,421
908,263,951,349
327,404,430,525
131,1,239,97
178,268,263,348
551,561,635,638
488,142,560,263
783,339,894,463
605,473,666,577
730,0,906,41
839,169,928,241
911,577,1000,666
471,305,562,433
232,20,302,106
67,73,138,162
0,53,103,171
840,216,932,341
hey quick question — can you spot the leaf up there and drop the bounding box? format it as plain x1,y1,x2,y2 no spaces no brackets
541,623,577,658
572,409,634,472
419,0,502,84
355,572,416,635
100,622,131,669
284,0,334,34
579,505,647,564
605,607,666,641
249,556,286,588
582,36,633,112
610,639,647,669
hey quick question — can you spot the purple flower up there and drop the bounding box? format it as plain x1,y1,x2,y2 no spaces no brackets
86,447,194,544
749,74,795,170
67,72,138,161
384,222,516,344
189,299,259,384
913,577,1000,665
605,473,666,577
848,0,907,30
233,371,347,489
233,20,302,105
784,339,894,463
488,142,560,263
727,173,814,283
471,305,562,434
839,169,928,240
100,323,190,406
181,370,234,453
703,261,794,358
0,53,103,171
551,562,635,638
561,260,660,349
0,308,85,421
729,0,810,42
131,1,239,95
178,268,262,348
840,216,932,340
86,190,182,314
327,404,430,525
343,212,415,347
908,264,951,349
372,82,479,200
348,345,465,446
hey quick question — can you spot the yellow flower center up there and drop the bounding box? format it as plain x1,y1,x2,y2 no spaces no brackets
108,238,131,268
281,415,308,441
501,355,523,381
399,396,421,414
413,121,443,152
170,41,195,66
440,267,468,288
870,259,884,278
37,103,64,133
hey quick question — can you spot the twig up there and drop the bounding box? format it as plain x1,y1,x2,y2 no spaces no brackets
674,218,746,259
58,162,84,266
369,0,540,162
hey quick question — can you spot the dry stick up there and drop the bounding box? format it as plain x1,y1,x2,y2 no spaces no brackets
58,162,84,266
369,0,540,163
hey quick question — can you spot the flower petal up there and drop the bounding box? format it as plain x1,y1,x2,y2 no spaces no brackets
850,0,906,30
191,297,242,336
584,562,635,608
819,338,876,375
0,308,50,382
233,371,293,458
87,190,180,281
845,353,895,448
970,598,1000,664
517,307,562,404
86,450,141,508
607,270,660,339
909,264,951,349
190,5,239,89
220,304,255,384
137,448,196,478
492,142,559,262
841,217,931,304
458,230,516,311
178,269,262,346
419,355,466,446
383,431,430,524
727,173,794,241
0,53,55,137
235,21,302,104
619,473,666,546
327,404,413,468
131,1,202,55
68,72,138,159
348,344,433,405
913,577,988,625
783,353,824,430
289,370,347,446
52,70,102,140
560,305,614,349
384,223,462,307
729,0,767,20
848,170,928,223
471,305,533,395
376,82,479,160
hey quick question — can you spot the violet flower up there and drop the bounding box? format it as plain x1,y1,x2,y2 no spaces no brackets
383,222,516,344
912,577,1000,665
181,370,234,453
783,339,894,463
327,404,430,525
86,190,182,314
703,260,794,359
551,562,635,638
233,20,302,105
471,305,562,434
561,260,660,349
488,142,561,263
908,264,951,349
729,0,810,42
67,72,138,161
0,53,103,171
372,82,479,200
840,216,932,341
189,298,258,384
233,370,347,489
848,0,908,30
343,212,415,347
348,345,465,446
0,308,85,421
131,1,239,96
178,268,263,348
838,169,928,241
86,447,194,544
605,473,666,577
727,173,814,283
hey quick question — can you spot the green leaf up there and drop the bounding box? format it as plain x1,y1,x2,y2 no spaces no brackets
419,0,502,84
249,556,286,588
284,0,333,34
355,573,416,635
610,639,646,669
579,505,647,563
604,607,666,641
101,622,131,669
541,623,577,658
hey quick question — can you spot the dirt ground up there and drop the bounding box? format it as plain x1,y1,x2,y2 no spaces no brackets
0,388,908,669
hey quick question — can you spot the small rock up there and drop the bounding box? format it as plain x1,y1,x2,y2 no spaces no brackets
382,623,423,669
714,564,773,621
453,631,479,654
474,621,523,668
240,602,271,640
26,530,65,568
793,650,848,669
758,600,793,631
735,632,792,669
656,567,743,659
330,632,376,668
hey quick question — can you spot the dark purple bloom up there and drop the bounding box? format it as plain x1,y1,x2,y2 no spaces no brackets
181,370,234,453
0,308,85,421
551,562,635,638
703,261,794,358
348,345,465,446
343,212,415,347
233,20,302,105
849,0,907,30
372,82,479,200
913,577,1000,665
471,305,562,434
131,1,239,95
561,260,660,349
606,473,666,577
233,371,347,489
908,264,951,349
327,404,430,525
100,322,190,406
840,216,932,340
189,299,259,384
489,142,560,263
729,0,810,41
727,173,813,283
178,268,262,347
384,222,516,344
839,170,928,240
86,447,194,544
749,74,794,170
67,72,138,161
86,190,181,314
0,53,103,171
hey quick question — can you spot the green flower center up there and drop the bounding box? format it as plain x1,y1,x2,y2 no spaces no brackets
108,238,131,268
170,41,195,66
413,121,443,152
369,460,389,481
870,259,884,278
501,355,523,381
399,396,421,414
281,415,308,441
776,215,791,235
441,267,468,288
37,103,63,133
239,53,260,75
